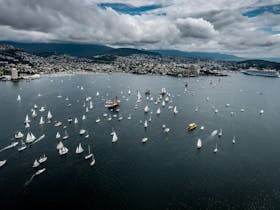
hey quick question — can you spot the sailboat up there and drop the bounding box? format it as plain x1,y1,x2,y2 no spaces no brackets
136,90,142,102
214,143,218,153
33,159,40,168
25,122,30,128
24,114,31,124
112,132,118,143
127,114,132,120
173,106,178,114
89,101,93,109
218,129,223,137
56,141,64,150
82,115,86,120
259,109,264,115
18,140,27,152
59,146,69,156
86,107,89,112
17,94,21,101
128,89,131,95
96,117,101,123
15,131,24,139
142,137,148,143
232,136,236,144
90,156,96,166
96,91,100,96
74,117,78,124
47,111,52,121
56,132,61,139
79,129,86,135
197,138,202,149
26,132,36,143
39,116,45,125
62,130,69,140
162,100,165,107
38,154,47,163
84,145,93,160
75,143,84,154
32,110,37,118
144,120,148,128
156,107,161,115
144,105,150,113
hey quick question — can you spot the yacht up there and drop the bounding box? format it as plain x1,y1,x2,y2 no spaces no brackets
15,131,24,139
242,68,279,78
142,137,148,143
38,154,47,163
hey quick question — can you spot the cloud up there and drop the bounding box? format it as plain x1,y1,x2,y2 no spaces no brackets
0,0,279,58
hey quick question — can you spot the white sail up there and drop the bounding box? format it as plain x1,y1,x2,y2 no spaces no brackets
32,110,37,118
33,159,40,168
156,107,161,115
89,101,93,109
74,117,78,124
25,122,30,128
173,106,178,114
144,105,149,113
56,132,61,139
47,111,52,120
162,100,165,107
144,120,148,128
96,91,99,96
82,115,86,120
56,141,64,150
197,138,202,149
39,116,45,125
112,132,118,143
75,143,84,154
136,90,142,102
17,94,21,101
24,114,30,123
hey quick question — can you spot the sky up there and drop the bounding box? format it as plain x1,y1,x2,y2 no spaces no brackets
0,0,280,58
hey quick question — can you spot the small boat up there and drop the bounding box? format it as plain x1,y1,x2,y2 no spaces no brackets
26,132,36,143
38,154,47,163
161,88,167,95
200,126,204,130
84,145,93,160
39,107,45,112
195,107,198,112
39,116,45,125
187,123,197,131
54,121,62,127
118,115,123,121
173,106,178,114
96,91,99,96
197,138,202,149
232,136,236,144
56,141,64,150
96,118,101,123
15,131,24,139
59,146,68,156
214,143,218,153
80,129,86,135
136,90,142,102
214,109,218,113
127,114,132,120
86,107,89,112
82,115,86,120
17,94,21,101
144,120,148,128
164,128,170,133
47,111,52,120
35,168,46,175
25,122,30,128
89,101,93,109
144,105,150,113
128,89,131,95
259,109,264,115
240,108,245,112
142,137,148,143
156,107,161,115
67,118,73,123
112,132,118,143
218,129,223,137
24,114,31,124
90,156,96,166
33,159,40,168
105,96,120,109
32,110,37,118
0,160,7,168
18,141,27,152
226,104,230,107
107,115,112,121
62,130,69,140
162,100,166,107
56,132,61,139
75,143,84,154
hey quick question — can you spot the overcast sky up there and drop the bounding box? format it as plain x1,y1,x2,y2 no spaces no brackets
0,0,279,58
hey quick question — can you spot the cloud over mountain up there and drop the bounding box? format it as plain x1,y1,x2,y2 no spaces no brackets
0,0,279,58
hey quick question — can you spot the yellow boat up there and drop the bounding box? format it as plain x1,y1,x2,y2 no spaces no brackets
187,123,197,131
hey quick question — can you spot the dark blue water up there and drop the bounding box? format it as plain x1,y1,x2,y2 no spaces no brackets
1,73,280,209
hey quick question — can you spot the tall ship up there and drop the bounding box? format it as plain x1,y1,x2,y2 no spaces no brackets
242,68,279,78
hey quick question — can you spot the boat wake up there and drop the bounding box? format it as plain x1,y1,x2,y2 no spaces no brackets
0,142,19,153
24,174,36,186
31,134,45,145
